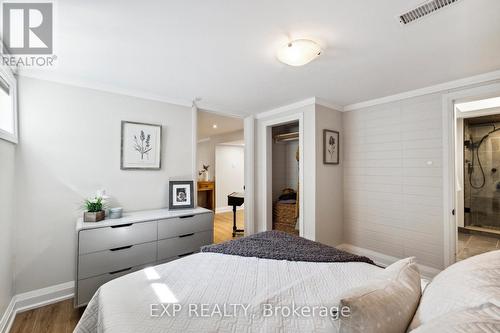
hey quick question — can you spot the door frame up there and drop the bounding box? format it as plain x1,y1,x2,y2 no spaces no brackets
193,108,249,233
443,82,500,267
259,113,304,236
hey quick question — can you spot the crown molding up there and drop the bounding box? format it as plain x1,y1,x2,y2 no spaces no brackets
343,69,500,111
254,97,344,119
17,72,194,108
254,97,316,119
315,97,344,112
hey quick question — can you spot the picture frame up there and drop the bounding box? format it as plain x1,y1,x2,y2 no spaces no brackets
169,180,194,210
121,121,162,170
323,129,339,165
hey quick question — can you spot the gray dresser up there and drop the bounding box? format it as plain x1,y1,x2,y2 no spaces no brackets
75,207,214,307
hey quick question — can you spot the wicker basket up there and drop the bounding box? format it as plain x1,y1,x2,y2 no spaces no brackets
273,202,299,235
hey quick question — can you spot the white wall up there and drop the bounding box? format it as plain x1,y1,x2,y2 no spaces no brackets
13,77,193,293
197,130,243,180
315,104,343,247
0,139,15,319
343,94,444,269
272,141,299,201
215,145,244,212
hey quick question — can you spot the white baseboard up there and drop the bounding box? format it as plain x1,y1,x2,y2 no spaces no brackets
0,281,74,333
336,244,441,279
215,206,244,214
0,297,15,333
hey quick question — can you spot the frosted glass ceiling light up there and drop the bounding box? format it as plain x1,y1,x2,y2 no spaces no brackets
277,39,322,66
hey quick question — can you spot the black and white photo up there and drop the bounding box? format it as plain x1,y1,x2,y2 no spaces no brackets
169,180,194,209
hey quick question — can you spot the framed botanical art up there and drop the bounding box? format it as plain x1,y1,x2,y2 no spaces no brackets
169,180,194,209
323,129,339,165
121,121,162,170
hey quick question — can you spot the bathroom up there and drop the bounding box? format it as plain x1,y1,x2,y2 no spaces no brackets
458,112,500,260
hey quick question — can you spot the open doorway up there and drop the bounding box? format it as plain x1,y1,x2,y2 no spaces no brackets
197,110,244,243
454,96,500,261
271,122,300,236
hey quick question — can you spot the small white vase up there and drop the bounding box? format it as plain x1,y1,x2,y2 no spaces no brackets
204,171,210,181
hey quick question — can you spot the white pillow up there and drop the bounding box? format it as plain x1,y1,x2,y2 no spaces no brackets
338,257,421,333
409,249,500,330
410,303,500,333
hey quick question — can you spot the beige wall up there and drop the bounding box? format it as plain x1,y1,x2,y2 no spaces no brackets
13,77,194,293
315,104,343,246
343,94,444,269
0,139,15,318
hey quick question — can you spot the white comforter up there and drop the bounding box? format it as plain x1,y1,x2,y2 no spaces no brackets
75,253,382,333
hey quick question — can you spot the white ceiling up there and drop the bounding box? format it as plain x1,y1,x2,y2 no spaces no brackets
19,0,500,116
198,110,243,139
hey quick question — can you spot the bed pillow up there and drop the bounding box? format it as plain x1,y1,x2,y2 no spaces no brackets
337,257,421,333
408,249,500,331
410,303,500,333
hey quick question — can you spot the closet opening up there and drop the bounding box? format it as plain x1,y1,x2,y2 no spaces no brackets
271,122,300,236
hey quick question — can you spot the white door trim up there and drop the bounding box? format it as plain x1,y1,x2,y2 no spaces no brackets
443,82,500,267
244,115,255,235
259,113,304,236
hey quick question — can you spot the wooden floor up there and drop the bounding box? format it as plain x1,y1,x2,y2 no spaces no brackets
10,299,83,333
213,210,244,243
10,211,244,332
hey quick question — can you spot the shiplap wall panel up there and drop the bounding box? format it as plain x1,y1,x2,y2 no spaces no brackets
343,94,444,269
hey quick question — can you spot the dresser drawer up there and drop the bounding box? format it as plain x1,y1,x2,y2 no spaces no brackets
157,230,212,261
76,263,152,307
79,221,157,255
78,241,157,279
158,213,212,240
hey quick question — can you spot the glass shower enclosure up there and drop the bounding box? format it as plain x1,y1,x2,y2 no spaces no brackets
464,116,500,230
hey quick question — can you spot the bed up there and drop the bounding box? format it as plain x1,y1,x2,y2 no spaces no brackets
75,232,500,333
75,232,382,333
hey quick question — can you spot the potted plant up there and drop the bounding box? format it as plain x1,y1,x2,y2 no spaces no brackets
198,164,210,181
83,196,106,222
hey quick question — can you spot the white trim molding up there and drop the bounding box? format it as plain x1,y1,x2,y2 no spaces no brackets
337,244,441,280
0,281,74,333
244,115,255,236
344,70,500,111
254,97,344,120
0,64,18,143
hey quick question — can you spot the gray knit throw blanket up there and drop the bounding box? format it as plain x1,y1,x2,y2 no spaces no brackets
201,230,374,265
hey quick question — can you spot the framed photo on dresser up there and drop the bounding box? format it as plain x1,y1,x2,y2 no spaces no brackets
169,180,194,209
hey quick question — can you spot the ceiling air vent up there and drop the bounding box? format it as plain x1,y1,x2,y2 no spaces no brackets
399,0,460,25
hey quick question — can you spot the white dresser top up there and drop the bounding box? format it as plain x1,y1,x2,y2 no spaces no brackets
76,207,213,231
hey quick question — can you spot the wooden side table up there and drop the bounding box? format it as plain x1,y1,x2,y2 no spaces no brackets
197,181,215,211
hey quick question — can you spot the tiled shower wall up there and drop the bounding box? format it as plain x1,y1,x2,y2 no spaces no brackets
464,121,500,229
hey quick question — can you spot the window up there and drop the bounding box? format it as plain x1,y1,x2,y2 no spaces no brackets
0,66,17,143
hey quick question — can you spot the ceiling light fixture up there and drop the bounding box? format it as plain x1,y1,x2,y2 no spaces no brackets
212,124,218,129
277,39,322,67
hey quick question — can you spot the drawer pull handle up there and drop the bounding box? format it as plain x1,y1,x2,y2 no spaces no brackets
179,233,194,238
111,223,133,228
179,215,195,219
109,267,132,275
110,245,133,251
178,252,194,258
